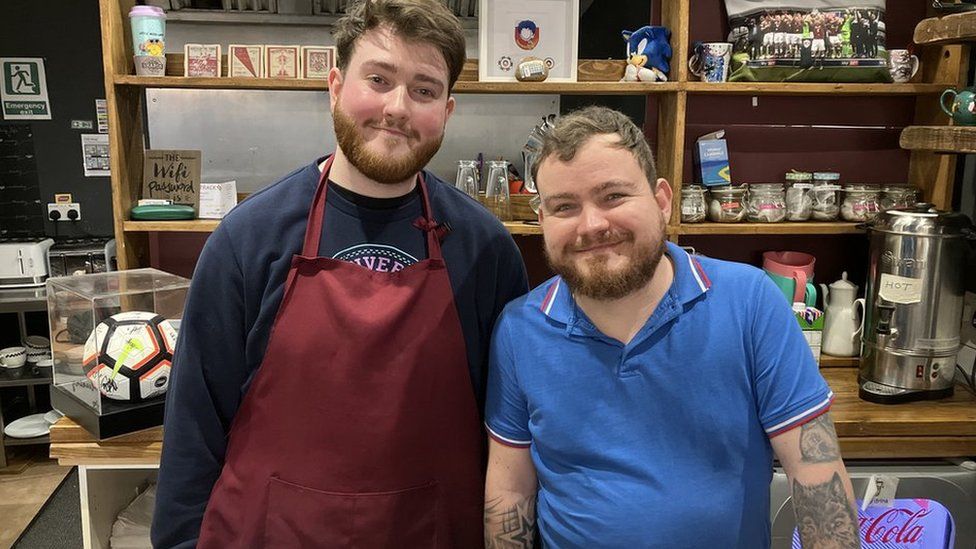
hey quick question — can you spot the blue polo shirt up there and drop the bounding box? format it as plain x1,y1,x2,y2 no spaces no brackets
486,242,832,548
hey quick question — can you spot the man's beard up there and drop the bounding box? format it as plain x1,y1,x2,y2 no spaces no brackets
333,101,443,185
545,216,667,301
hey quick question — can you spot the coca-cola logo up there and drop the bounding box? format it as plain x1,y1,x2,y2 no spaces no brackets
859,508,930,544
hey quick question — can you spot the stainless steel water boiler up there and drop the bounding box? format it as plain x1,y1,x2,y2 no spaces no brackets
859,204,975,403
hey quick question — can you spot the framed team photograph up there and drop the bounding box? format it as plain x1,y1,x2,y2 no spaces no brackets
478,0,579,82
228,45,264,78
301,46,336,79
265,45,301,79
184,44,221,77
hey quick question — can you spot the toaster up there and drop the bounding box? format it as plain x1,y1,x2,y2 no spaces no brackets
47,237,117,278
0,238,54,288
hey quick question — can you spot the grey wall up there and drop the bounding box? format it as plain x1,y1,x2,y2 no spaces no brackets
0,0,114,238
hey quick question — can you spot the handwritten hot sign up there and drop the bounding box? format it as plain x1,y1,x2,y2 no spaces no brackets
143,150,201,213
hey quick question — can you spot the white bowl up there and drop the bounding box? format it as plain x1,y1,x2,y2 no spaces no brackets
0,347,27,368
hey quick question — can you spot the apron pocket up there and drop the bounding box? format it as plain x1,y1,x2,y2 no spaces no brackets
266,476,441,548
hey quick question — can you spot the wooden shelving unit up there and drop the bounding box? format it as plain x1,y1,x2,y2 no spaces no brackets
914,9,976,45
901,125,976,153
677,222,864,236
99,0,968,269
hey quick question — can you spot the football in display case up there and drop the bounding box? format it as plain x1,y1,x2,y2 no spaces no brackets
47,268,189,439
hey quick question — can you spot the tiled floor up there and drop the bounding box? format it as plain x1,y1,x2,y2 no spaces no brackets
0,446,71,549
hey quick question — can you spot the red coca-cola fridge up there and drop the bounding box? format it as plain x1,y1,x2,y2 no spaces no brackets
770,460,976,548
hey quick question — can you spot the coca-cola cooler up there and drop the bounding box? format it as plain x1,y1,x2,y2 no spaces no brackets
770,460,976,548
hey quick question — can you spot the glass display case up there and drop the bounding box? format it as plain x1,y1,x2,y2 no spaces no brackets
46,268,189,439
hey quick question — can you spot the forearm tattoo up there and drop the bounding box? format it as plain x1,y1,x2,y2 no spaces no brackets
800,413,842,463
485,495,537,549
793,473,860,549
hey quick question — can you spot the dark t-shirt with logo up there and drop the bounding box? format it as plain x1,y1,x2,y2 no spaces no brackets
323,180,426,272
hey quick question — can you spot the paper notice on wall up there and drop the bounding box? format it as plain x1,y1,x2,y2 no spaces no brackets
878,273,923,304
81,134,111,177
95,99,108,133
1,57,52,120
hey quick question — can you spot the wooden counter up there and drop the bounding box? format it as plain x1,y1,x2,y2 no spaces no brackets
50,368,976,465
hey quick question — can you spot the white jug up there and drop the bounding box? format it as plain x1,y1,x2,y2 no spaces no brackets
820,272,865,357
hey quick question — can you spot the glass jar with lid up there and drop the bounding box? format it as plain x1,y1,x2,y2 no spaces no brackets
707,185,747,223
785,171,814,221
811,172,842,221
880,185,919,211
680,185,707,223
841,184,882,222
747,183,787,223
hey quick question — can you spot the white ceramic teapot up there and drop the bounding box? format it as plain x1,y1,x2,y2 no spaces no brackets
820,272,865,357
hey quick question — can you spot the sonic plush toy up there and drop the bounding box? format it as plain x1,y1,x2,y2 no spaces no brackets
621,26,672,82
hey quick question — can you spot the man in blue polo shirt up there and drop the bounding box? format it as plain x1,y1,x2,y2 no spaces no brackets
484,106,859,548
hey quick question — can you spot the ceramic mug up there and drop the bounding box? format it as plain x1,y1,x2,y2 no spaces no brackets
762,251,818,307
887,49,919,83
0,346,27,368
941,87,976,125
689,42,733,83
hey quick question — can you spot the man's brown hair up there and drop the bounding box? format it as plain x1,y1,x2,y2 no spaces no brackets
333,0,467,89
532,106,658,190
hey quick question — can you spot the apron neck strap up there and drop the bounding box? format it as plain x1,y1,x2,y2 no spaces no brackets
302,155,442,258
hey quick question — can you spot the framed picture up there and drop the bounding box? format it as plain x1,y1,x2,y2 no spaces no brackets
265,45,301,79
228,45,264,78
478,0,578,82
301,46,336,79
184,44,221,77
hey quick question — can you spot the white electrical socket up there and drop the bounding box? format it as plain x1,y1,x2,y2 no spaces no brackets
48,202,81,221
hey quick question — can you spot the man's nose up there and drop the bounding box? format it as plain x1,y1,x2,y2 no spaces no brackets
578,204,610,236
383,86,409,123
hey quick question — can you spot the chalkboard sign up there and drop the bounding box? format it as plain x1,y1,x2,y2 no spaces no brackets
142,150,201,214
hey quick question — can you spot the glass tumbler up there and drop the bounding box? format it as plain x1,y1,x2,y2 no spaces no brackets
455,160,479,200
484,160,512,221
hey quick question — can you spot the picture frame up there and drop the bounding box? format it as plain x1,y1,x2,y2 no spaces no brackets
184,44,221,78
301,46,337,80
265,45,301,79
228,45,264,78
478,0,579,82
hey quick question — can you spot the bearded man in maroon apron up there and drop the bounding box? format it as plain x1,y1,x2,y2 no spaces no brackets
151,1,528,546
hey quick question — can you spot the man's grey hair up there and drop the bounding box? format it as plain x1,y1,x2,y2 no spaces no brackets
531,105,658,190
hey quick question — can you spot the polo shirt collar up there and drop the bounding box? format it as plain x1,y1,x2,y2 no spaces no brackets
539,241,711,326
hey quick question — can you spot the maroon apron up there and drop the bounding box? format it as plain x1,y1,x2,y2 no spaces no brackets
197,157,484,548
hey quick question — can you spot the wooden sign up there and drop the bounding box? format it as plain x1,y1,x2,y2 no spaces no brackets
142,150,201,213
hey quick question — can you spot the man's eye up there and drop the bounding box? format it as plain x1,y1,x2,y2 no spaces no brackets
369,76,386,85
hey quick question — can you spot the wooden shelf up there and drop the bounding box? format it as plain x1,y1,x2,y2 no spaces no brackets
504,222,542,235
677,222,865,236
914,11,976,45
49,370,976,463
3,434,50,447
122,219,544,235
683,82,950,95
114,75,681,95
820,354,859,368
900,125,976,153
114,75,948,96
164,9,479,29
123,219,220,232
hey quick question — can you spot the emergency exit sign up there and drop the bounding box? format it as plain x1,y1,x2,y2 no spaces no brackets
0,57,51,120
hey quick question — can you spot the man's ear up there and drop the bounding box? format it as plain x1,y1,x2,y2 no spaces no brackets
654,178,673,220
327,66,343,112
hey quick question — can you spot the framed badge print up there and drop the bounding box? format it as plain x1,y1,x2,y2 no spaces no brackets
265,45,301,79
229,45,264,78
301,46,336,79
478,0,579,82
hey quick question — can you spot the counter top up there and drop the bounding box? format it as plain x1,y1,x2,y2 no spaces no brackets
49,368,976,466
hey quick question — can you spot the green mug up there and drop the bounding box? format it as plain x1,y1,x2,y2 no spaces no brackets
765,271,818,308
940,88,976,126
